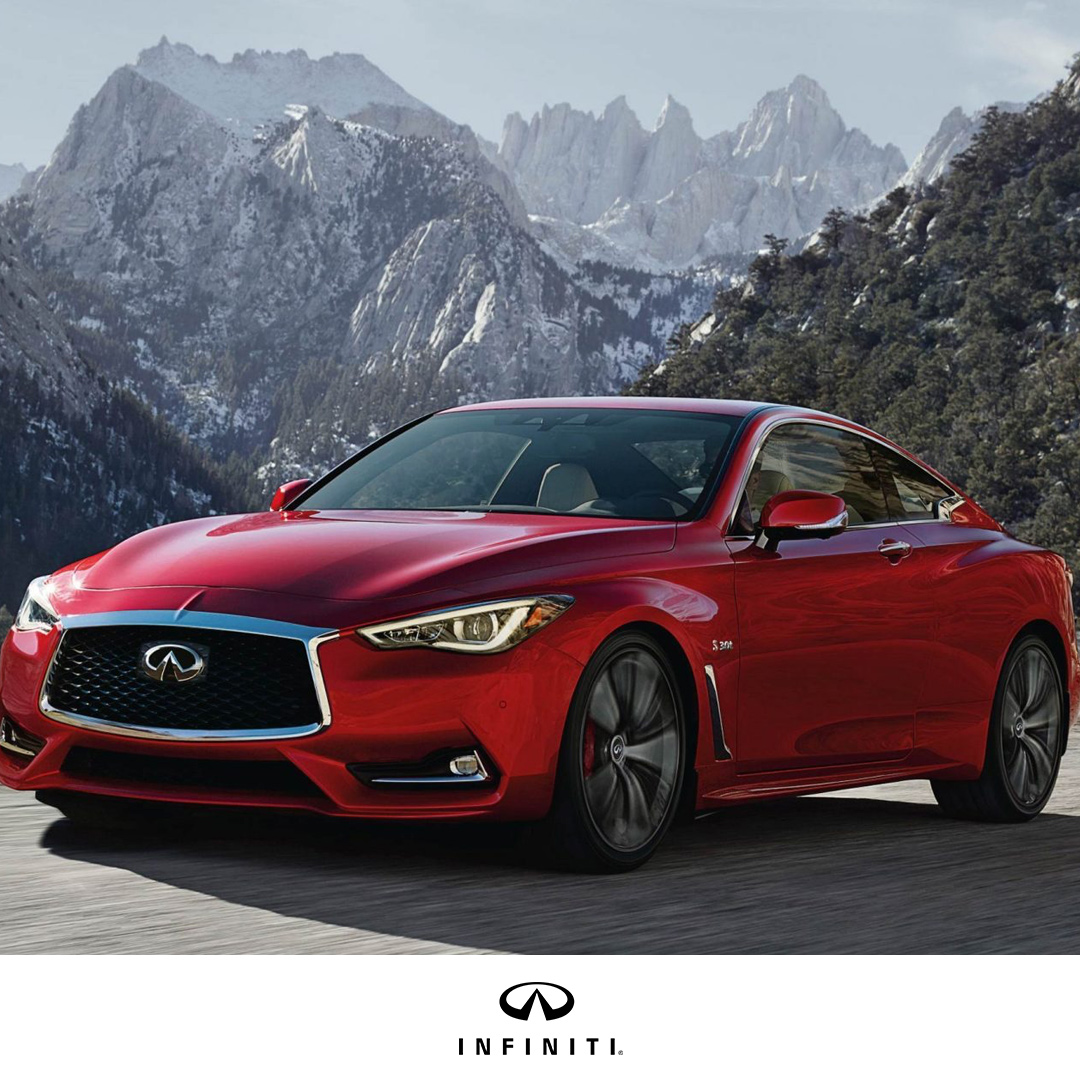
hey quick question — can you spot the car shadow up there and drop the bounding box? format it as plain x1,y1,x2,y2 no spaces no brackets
40,788,1080,953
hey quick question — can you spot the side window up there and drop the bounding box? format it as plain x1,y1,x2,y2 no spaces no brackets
735,423,888,531
872,444,952,521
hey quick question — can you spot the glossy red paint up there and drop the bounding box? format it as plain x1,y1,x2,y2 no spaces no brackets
269,478,312,511
2,398,1077,832
72,511,676,602
759,490,847,533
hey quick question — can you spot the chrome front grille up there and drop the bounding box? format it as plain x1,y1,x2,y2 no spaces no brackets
40,612,335,741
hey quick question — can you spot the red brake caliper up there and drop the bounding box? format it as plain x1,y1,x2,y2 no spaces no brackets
583,719,596,777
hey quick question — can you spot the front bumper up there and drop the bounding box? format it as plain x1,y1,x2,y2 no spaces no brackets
0,613,584,822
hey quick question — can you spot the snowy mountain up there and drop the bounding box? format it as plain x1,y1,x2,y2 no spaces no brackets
498,76,907,269
901,101,1026,188
6,42,953,492
133,37,428,132
3,38,1062,606
8,48,713,478
0,163,26,202
0,225,239,608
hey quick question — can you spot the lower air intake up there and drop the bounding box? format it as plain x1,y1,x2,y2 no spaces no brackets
62,746,326,798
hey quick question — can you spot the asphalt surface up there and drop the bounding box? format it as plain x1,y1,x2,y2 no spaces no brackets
3,752,1080,953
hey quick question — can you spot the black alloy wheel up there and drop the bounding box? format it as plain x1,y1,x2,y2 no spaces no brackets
932,633,1064,822
545,630,686,872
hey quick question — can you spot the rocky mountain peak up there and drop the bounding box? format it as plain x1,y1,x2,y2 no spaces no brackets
901,101,1024,189
637,95,701,203
939,105,972,134
30,65,234,256
788,73,832,106
131,38,427,132
501,73,906,268
601,95,635,121
655,94,695,134
732,74,846,176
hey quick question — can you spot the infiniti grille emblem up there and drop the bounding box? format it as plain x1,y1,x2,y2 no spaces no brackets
498,982,575,1021
140,643,206,684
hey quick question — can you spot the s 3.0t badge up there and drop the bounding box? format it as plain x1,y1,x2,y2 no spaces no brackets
140,643,206,684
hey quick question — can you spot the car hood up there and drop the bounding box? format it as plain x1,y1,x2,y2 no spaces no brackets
74,510,677,602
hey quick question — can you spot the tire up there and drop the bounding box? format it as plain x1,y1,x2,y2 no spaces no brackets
543,630,687,873
36,790,167,833
932,633,1065,822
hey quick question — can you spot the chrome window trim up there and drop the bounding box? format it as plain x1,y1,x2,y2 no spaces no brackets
724,415,960,537
38,610,338,743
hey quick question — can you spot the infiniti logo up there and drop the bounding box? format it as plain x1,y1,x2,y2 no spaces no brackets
140,643,206,684
458,982,620,1057
499,982,575,1021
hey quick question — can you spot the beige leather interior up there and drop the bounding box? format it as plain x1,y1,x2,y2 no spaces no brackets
750,468,794,515
537,463,599,512
833,491,867,523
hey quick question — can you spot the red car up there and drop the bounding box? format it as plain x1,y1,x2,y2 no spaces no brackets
2,398,1076,871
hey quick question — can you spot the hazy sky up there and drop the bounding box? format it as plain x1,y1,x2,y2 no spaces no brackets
2,0,1078,168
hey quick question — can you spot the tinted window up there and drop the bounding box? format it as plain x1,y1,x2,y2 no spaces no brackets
733,423,888,532
339,430,529,509
633,439,718,492
873,444,953,521
299,408,739,521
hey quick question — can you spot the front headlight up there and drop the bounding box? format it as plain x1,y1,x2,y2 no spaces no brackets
359,595,574,654
14,577,60,632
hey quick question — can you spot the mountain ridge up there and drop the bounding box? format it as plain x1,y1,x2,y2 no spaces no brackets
498,75,907,269
0,37,1058,608
8,57,714,480
132,37,428,130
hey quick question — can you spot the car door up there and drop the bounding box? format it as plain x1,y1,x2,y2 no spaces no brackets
727,421,931,773
869,440,1008,746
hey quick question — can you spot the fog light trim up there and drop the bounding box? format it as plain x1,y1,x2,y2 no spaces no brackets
0,717,46,759
348,748,495,787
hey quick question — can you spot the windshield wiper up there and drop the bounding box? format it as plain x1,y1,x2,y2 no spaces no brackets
419,505,560,515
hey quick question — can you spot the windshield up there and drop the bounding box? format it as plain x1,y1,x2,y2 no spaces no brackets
297,407,739,521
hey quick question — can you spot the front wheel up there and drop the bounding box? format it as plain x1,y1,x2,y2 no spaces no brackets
932,634,1064,822
543,631,687,873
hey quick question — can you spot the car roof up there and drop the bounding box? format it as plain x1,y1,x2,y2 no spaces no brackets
442,397,780,418
439,397,953,484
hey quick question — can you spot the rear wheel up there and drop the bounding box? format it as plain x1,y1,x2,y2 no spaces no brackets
544,631,686,872
932,634,1064,822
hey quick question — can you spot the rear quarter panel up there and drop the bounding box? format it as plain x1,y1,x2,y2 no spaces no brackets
905,522,1078,775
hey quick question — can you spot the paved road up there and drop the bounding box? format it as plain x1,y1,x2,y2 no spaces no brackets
3,753,1080,953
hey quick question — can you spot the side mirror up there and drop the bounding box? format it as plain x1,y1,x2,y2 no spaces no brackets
755,490,847,551
270,478,312,512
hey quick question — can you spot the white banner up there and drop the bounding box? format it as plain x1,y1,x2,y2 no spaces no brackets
4,954,1075,1078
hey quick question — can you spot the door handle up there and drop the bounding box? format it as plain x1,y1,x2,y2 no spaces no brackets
878,538,912,560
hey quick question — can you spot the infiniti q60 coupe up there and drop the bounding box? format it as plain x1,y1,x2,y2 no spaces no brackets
2,398,1076,871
